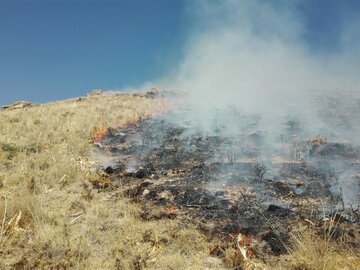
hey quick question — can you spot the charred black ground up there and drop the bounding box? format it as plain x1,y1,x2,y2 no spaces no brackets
94,96,360,258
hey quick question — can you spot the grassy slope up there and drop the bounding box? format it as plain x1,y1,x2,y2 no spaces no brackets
0,94,223,270
0,93,359,270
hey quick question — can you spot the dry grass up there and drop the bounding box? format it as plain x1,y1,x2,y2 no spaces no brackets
0,94,224,269
0,93,359,270
284,217,360,270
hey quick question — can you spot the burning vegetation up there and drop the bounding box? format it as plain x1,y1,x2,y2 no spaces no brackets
0,90,359,269
92,90,360,269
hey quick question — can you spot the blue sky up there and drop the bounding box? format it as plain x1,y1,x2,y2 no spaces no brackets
0,0,186,103
0,0,360,104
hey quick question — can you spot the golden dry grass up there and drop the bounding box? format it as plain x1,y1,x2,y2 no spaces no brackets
0,94,225,269
285,224,360,270
0,93,359,270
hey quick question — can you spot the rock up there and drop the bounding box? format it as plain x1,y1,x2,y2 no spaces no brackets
135,167,148,178
1,101,32,110
86,89,102,97
104,166,115,174
158,191,172,200
272,181,292,196
103,163,125,174
124,170,135,177
261,230,286,256
140,181,153,188
266,203,291,218
145,88,160,99
267,204,283,212
150,173,159,180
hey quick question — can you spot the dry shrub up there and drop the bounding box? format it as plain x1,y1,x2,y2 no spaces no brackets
223,247,244,269
0,188,41,268
0,189,38,231
287,222,360,270
307,136,327,153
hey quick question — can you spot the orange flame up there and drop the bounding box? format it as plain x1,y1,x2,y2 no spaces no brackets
163,205,177,216
90,98,179,143
90,123,106,143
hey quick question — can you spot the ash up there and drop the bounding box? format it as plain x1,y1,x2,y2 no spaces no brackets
94,104,360,256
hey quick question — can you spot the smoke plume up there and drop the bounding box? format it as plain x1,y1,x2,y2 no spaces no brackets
157,1,360,137
154,0,360,206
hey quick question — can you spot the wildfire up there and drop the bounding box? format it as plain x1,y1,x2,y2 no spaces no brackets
90,97,174,143
90,114,142,144
237,233,255,260
90,123,106,143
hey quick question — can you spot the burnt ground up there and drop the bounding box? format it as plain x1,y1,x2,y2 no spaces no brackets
92,107,360,261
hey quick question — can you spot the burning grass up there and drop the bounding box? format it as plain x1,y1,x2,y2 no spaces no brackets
0,91,359,269
0,93,223,269
94,99,360,269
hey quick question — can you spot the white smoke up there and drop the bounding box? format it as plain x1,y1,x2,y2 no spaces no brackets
157,0,360,132
154,0,360,207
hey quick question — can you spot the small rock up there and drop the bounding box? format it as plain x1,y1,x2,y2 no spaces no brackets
104,166,115,174
158,191,170,200
86,89,102,97
272,181,292,196
142,189,150,195
267,204,283,212
135,167,148,178
140,181,153,189
145,88,160,99
150,174,159,180
1,101,32,110
296,181,304,187
103,164,125,174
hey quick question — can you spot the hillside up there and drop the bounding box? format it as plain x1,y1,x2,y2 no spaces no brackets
0,92,359,270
